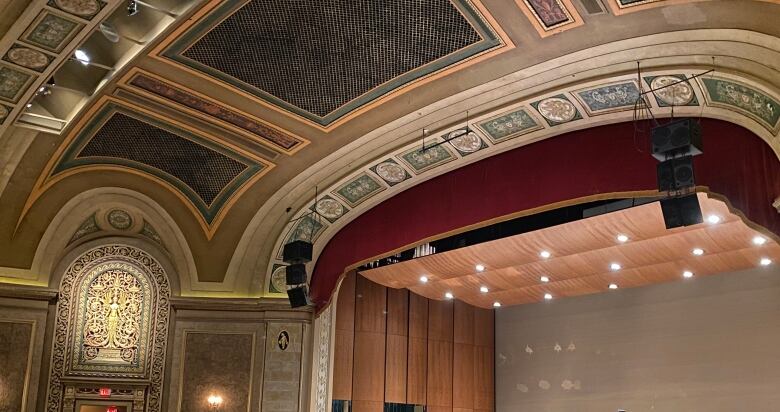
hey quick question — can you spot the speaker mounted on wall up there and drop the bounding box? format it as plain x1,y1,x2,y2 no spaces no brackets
286,263,307,285
657,155,695,192
283,240,313,264
287,285,310,308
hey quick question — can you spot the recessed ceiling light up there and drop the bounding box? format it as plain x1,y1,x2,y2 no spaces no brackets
475,264,485,272
493,302,501,308
683,270,694,278
25,103,32,108
760,258,772,266
74,49,90,65
616,234,629,243
540,250,551,259
706,215,721,224
608,283,618,290
543,293,553,300
610,263,622,271
445,292,454,299
419,275,428,283
692,248,704,256
540,275,550,283
480,286,489,293
753,236,767,246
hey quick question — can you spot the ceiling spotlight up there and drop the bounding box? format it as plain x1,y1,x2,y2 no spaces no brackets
616,234,629,243
692,248,704,256
608,283,618,290
445,292,454,299
419,275,428,283
760,258,772,266
480,286,489,293
753,236,767,246
25,103,32,108
540,250,551,259
543,293,553,300
127,0,138,16
74,49,90,65
475,264,485,272
493,302,501,308
540,275,550,283
683,270,694,278
610,263,622,271
706,215,721,224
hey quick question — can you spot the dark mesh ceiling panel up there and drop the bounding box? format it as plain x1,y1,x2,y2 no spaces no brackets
78,113,248,205
182,0,482,117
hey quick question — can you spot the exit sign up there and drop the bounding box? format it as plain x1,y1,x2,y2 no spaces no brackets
99,387,111,397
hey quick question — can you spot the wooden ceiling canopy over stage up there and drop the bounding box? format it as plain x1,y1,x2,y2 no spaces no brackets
361,193,780,308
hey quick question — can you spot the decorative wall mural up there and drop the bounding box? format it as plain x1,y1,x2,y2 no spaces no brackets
333,173,385,207
283,215,326,249
445,129,487,155
515,0,582,37
398,143,456,174
4,46,52,72
311,195,347,223
477,107,543,143
48,0,105,19
574,81,647,115
700,77,780,132
69,214,99,244
125,71,305,153
606,0,665,15
370,159,410,186
0,64,33,102
157,0,505,126
107,209,133,230
77,269,148,367
646,75,697,107
532,95,580,126
22,12,81,53
47,245,170,412
140,221,166,250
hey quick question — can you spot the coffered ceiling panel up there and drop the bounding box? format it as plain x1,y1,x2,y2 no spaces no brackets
157,0,505,127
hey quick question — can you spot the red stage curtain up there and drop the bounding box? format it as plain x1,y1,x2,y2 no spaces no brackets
311,119,780,309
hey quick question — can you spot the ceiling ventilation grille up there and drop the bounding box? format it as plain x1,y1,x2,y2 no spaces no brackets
579,0,606,14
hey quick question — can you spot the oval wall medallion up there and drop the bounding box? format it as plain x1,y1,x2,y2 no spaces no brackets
7,47,49,70
375,161,407,183
107,209,133,230
651,75,695,106
537,97,577,123
448,130,482,153
54,0,101,17
277,330,290,351
315,198,344,220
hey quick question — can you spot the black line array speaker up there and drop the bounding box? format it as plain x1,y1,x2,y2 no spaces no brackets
660,194,703,229
282,240,312,264
656,155,695,192
285,263,307,285
287,285,310,308
651,118,703,161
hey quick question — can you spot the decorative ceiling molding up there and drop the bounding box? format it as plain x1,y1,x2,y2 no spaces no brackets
118,68,309,155
22,96,274,239
605,0,780,15
151,0,514,131
515,0,584,37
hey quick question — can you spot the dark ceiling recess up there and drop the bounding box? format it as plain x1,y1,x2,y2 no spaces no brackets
358,197,660,271
179,0,491,121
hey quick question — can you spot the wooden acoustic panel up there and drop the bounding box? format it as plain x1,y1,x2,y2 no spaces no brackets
362,193,780,308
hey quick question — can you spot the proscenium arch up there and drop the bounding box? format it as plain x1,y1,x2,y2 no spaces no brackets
227,29,780,296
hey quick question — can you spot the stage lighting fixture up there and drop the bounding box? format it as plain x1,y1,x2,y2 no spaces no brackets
127,0,139,16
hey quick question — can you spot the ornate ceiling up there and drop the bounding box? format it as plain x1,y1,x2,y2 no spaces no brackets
0,0,779,300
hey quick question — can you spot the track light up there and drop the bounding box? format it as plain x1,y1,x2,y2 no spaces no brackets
127,0,138,16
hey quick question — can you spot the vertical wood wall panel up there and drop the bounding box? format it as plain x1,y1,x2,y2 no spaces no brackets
332,275,494,411
385,288,409,403
332,272,356,400
352,275,387,405
427,300,453,408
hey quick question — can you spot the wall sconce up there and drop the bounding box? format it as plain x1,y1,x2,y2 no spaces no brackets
207,394,223,410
